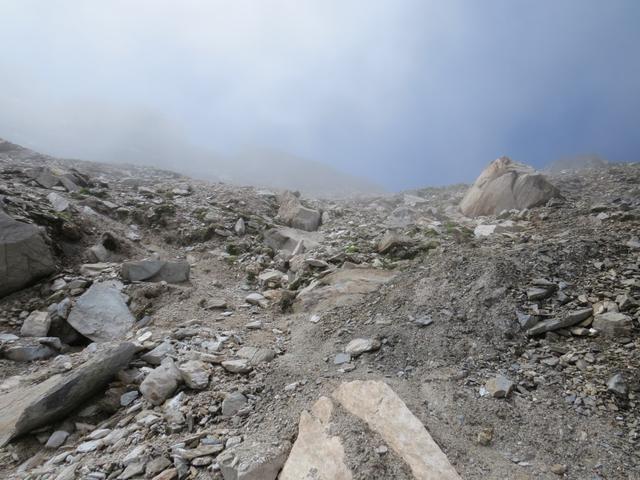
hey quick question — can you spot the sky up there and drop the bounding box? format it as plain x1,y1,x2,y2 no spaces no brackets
0,1,639,190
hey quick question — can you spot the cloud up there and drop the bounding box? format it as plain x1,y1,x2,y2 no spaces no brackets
0,1,638,190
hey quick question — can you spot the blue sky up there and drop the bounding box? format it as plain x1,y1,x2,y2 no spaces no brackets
0,1,639,190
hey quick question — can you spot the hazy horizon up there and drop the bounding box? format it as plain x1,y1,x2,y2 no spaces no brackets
1,1,638,191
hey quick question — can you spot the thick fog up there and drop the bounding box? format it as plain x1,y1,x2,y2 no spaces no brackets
0,1,639,191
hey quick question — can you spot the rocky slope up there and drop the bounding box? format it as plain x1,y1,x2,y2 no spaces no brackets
0,141,638,479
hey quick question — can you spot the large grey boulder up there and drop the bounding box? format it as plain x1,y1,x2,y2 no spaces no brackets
277,191,321,231
459,157,560,217
0,211,56,298
0,342,135,446
121,259,190,283
67,281,135,342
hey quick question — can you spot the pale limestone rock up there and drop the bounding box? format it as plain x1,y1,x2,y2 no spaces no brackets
332,380,461,480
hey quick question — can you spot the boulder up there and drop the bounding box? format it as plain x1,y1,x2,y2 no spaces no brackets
0,210,56,298
277,191,321,231
66,281,135,342
0,342,135,446
459,157,560,217
121,259,190,283
332,380,461,479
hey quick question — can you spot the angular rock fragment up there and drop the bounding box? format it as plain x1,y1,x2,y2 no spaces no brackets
20,311,51,337
0,342,135,446
141,340,174,365
294,268,395,313
178,360,209,389
222,391,247,416
121,259,190,283
527,308,593,336
592,312,633,337
344,337,381,357
139,358,182,405
280,397,352,480
66,281,134,342
0,210,56,298
484,375,514,398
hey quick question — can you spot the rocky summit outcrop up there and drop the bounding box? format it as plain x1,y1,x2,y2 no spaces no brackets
0,210,56,298
459,156,560,217
0,342,135,446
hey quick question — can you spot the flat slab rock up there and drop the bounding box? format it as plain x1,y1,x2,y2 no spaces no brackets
66,281,135,342
0,342,135,446
282,380,461,480
294,268,395,313
121,259,190,283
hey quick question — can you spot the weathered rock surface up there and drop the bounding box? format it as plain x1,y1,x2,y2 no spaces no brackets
20,311,51,337
459,157,560,217
280,396,352,480
218,436,291,480
139,358,182,405
0,210,56,298
592,312,633,337
121,259,190,283
332,380,462,479
0,342,135,446
277,191,321,231
294,268,395,313
66,281,135,342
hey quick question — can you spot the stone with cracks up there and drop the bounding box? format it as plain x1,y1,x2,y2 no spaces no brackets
0,342,135,446
20,311,51,337
0,210,56,298
277,191,321,231
66,281,135,342
121,259,190,283
295,268,396,313
459,157,560,217
592,312,633,337
332,380,462,480
218,436,291,480
139,358,182,405
178,360,209,389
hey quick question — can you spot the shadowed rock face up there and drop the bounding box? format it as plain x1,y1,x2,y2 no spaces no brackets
66,281,135,342
0,210,56,298
0,342,135,446
459,157,560,217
